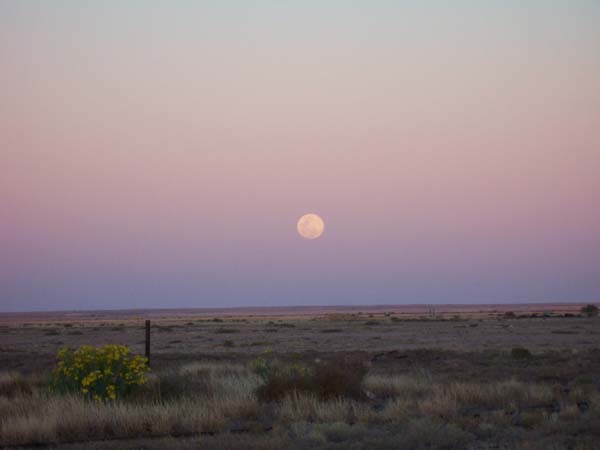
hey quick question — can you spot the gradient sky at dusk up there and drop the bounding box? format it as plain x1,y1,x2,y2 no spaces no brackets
1,1,599,312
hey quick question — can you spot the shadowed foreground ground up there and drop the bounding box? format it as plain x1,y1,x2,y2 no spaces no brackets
1,306,599,450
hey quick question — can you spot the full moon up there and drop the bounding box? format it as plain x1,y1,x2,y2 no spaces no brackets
297,213,325,239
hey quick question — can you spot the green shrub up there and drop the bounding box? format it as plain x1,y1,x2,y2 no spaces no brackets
50,345,149,401
250,357,310,381
249,357,272,380
311,357,367,400
511,347,532,359
252,356,367,402
253,361,313,402
580,304,599,317
214,327,238,334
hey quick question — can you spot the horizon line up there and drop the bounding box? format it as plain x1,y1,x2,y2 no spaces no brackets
1,300,598,316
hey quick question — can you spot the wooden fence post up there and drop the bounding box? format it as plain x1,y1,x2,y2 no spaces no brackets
145,319,151,367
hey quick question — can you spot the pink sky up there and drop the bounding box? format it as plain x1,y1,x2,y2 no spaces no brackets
1,2,599,311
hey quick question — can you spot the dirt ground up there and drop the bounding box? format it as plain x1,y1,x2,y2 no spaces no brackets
0,304,598,373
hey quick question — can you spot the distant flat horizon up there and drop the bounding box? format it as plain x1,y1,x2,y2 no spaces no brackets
1,301,597,316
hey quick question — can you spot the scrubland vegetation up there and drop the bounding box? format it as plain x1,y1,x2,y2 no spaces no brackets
1,309,599,449
2,350,600,449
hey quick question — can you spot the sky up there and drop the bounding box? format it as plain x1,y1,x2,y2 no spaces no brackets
1,1,599,312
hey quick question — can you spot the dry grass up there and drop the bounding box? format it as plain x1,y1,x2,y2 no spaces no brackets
383,418,474,450
54,432,303,450
378,398,414,422
0,364,261,447
136,361,261,407
0,371,46,398
419,379,555,417
303,421,367,445
1,394,235,445
2,362,599,448
179,361,248,377
1,312,600,450
277,392,374,424
364,373,431,399
369,376,560,428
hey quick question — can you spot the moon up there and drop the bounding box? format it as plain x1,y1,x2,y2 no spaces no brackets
297,213,325,240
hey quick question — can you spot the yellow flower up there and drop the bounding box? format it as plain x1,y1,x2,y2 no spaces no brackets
52,344,149,400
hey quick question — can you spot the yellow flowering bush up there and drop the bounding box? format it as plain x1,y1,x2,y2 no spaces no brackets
50,344,148,401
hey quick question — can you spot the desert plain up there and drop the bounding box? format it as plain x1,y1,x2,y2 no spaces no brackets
1,303,599,450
